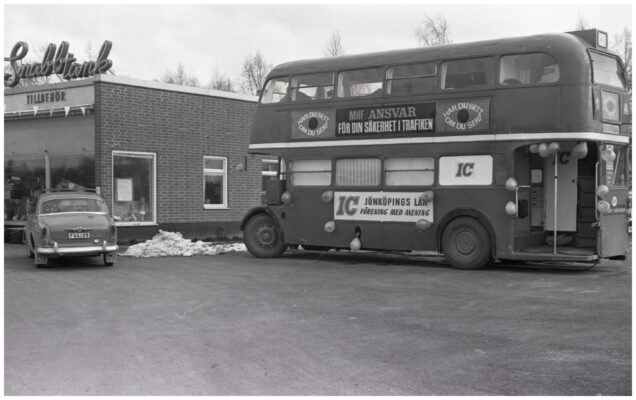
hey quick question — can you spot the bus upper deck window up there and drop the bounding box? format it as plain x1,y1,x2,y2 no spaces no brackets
337,68,384,98
291,73,334,101
499,53,559,86
387,63,437,95
590,52,626,89
442,57,493,90
260,78,289,104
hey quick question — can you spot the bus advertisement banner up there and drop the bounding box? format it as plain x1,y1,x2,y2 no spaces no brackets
335,104,435,137
437,98,490,133
291,110,336,139
334,191,434,223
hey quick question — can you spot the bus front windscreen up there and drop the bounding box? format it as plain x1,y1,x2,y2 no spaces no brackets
590,52,626,89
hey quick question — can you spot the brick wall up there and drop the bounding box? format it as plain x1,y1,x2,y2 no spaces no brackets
93,81,263,240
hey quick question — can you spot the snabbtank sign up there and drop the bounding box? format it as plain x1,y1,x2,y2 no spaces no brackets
4,41,113,88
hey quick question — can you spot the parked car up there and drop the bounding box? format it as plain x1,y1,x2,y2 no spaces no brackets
24,189,118,267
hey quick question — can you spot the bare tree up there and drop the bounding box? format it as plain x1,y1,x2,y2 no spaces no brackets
324,31,344,57
208,66,235,92
160,62,199,87
612,28,632,89
415,13,452,47
575,12,589,30
241,50,271,95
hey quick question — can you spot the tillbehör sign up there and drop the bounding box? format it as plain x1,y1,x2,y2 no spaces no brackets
4,40,113,88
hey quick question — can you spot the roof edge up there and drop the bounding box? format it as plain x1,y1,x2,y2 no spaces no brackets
94,75,257,102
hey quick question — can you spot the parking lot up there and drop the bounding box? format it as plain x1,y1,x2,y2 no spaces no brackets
4,243,631,395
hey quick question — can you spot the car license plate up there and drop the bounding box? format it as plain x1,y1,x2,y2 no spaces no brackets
68,232,90,239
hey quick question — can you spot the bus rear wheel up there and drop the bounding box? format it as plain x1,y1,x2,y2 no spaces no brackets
244,214,286,258
442,217,492,269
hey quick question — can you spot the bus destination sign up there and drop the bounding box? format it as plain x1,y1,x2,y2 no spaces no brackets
335,104,435,137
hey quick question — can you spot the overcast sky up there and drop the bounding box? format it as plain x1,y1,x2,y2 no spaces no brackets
3,3,632,88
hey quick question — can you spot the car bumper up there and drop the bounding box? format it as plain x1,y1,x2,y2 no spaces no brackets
37,245,118,255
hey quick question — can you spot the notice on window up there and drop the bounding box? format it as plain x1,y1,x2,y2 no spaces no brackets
334,191,433,223
335,103,435,137
116,178,133,202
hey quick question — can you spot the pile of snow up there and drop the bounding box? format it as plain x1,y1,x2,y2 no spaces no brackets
121,230,246,258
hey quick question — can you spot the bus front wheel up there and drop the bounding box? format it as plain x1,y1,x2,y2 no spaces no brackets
442,217,492,270
244,214,286,258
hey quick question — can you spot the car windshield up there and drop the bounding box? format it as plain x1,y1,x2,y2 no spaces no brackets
39,198,108,214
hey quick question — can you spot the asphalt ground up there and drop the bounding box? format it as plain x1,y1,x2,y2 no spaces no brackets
4,243,632,395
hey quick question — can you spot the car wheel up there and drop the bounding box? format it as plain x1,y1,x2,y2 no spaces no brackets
244,214,286,258
25,233,34,259
34,252,47,268
442,217,492,270
103,252,116,266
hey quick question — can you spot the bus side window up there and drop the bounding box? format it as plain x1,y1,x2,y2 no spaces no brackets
260,78,290,104
499,53,559,86
290,160,331,186
337,68,384,98
387,63,437,95
385,157,435,186
441,57,493,90
336,158,381,186
291,73,334,101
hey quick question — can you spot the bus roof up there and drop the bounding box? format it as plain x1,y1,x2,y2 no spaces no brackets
268,31,614,78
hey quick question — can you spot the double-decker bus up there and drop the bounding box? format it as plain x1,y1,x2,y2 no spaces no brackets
242,29,631,269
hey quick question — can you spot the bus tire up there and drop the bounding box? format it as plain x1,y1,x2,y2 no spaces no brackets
244,213,286,258
442,217,492,270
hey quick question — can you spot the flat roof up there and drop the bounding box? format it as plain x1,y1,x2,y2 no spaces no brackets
4,74,258,103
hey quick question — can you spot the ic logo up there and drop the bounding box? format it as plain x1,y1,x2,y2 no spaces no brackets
455,162,474,177
336,196,359,216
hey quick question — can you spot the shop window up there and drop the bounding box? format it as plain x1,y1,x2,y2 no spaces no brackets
499,53,559,86
337,68,384,98
113,151,156,224
387,63,437,95
442,57,493,90
204,156,228,208
384,157,435,186
291,73,334,101
336,158,381,186
260,78,289,104
290,159,331,186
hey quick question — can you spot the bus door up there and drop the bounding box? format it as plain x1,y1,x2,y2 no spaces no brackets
544,142,578,235
596,144,629,258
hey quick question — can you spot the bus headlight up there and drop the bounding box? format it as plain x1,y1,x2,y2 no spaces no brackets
505,201,518,216
324,221,335,233
321,190,334,202
596,184,609,198
505,177,518,192
572,141,588,159
415,219,432,231
602,91,620,122
538,143,549,158
597,200,611,214
547,142,560,155
601,147,616,162
420,191,434,202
